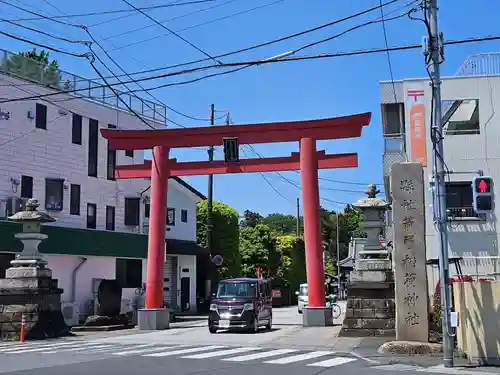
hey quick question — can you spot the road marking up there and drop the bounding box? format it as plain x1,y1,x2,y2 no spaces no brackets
306,357,357,367
144,345,226,357
223,349,298,362
41,344,113,354
113,345,182,356
2,342,96,354
0,342,82,352
182,347,261,359
264,351,333,364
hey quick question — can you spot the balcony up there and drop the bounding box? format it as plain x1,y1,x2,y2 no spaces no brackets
447,207,482,221
0,49,166,122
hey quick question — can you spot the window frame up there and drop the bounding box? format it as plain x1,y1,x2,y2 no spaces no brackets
445,181,478,220
87,118,99,177
20,175,33,198
86,203,97,229
125,149,134,158
106,205,115,231
35,103,47,129
72,113,82,145
167,207,176,226
44,178,64,211
69,184,81,215
181,209,188,223
124,197,140,226
115,258,143,289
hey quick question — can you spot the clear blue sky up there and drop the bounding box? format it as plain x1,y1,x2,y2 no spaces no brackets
1,0,498,216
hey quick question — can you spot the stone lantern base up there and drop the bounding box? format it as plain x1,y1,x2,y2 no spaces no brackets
0,262,70,341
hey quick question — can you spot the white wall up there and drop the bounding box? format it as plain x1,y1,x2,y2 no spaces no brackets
0,74,202,241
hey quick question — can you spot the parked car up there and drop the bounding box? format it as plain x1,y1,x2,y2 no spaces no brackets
208,277,272,333
296,283,308,314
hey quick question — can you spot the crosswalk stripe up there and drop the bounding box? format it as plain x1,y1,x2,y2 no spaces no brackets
223,349,299,362
182,347,261,359
0,342,79,352
144,345,226,358
3,342,96,354
264,351,333,364
306,357,357,367
41,345,114,354
112,345,180,356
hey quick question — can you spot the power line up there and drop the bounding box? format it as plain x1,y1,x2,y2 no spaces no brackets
119,0,221,64
5,0,215,22
2,34,500,104
109,0,284,52
379,0,399,102
103,0,242,42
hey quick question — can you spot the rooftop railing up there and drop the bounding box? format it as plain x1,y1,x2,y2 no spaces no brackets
0,49,166,123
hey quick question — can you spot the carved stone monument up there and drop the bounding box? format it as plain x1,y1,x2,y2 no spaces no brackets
0,199,69,340
339,185,396,337
391,162,429,342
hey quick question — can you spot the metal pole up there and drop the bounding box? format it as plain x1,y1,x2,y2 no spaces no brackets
336,210,341,296
296,198,301,237
207,104,215,280
427,0,453,367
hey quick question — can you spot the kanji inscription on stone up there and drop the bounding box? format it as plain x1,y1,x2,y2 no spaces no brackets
391,162,429,342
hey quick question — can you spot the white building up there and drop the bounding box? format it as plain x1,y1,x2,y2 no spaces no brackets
0,48,206,324
380,53,500,294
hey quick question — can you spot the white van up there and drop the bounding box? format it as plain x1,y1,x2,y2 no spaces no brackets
296,283,308,314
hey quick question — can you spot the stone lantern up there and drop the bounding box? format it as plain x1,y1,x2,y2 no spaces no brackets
0,198,69,341
339,185,395,338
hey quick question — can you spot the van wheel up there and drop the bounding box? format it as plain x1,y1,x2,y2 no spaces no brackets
266,316,272,330
209,325,217,334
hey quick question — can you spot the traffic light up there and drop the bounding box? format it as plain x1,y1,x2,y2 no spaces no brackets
223,137,239,163
472,176,494,214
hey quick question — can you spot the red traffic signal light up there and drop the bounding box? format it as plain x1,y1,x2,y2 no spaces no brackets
474,177,492,194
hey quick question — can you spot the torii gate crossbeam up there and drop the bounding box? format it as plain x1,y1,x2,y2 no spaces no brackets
101,112,371,328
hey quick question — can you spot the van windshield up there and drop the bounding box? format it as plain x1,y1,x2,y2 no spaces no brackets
216,282,257,298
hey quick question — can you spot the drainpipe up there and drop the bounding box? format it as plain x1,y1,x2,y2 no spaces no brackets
70,257,87,303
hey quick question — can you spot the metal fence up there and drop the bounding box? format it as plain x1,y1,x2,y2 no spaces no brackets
0,49,166,122
458,256,500,280
455,53,500,77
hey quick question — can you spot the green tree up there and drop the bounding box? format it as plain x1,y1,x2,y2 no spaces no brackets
290,237,306,296
196,200,240,279
241,210,263,227
343,204,365,238
239,224,280,279
5,48,72,89
262,213,302,235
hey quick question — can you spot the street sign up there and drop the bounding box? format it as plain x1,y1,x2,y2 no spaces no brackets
472,176,494,214
223,137,239,163
212,255,223,266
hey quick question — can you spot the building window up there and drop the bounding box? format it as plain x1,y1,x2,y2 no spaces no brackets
181,209,188,223
87,203,97,229
106,205,115,231
125,149,134,158
124,197,140,226
88,118,98,177
167,207,175,226
70,184,80,215
107,149,116,180
20,175,33,198
72,113,82,145
45,178,63,211
442,99,480,135
115,258,142,288
145,203,150,218
35,103,47,129
445,181,477,219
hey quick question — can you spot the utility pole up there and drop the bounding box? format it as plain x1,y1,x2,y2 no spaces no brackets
296,198,301,237
207,104,215,288
336,210,341,297
426,0,453,367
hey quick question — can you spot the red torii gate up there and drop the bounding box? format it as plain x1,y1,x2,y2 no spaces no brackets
101,112,370,326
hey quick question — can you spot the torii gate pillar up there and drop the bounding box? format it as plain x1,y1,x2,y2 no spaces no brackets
300,138,333,326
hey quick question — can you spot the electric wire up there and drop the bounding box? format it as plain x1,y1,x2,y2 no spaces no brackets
379,0,400,102
119,0,221,65
2,34,500,104
103,0,242,41
5,0,216,22
109,0,284,52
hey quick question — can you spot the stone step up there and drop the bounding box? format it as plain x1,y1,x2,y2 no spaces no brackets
338,328,396,338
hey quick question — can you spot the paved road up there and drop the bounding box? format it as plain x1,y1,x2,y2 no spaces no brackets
0,340,497,375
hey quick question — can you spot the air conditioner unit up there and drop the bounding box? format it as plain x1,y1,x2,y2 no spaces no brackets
61,302,80,326
6,196,28,217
